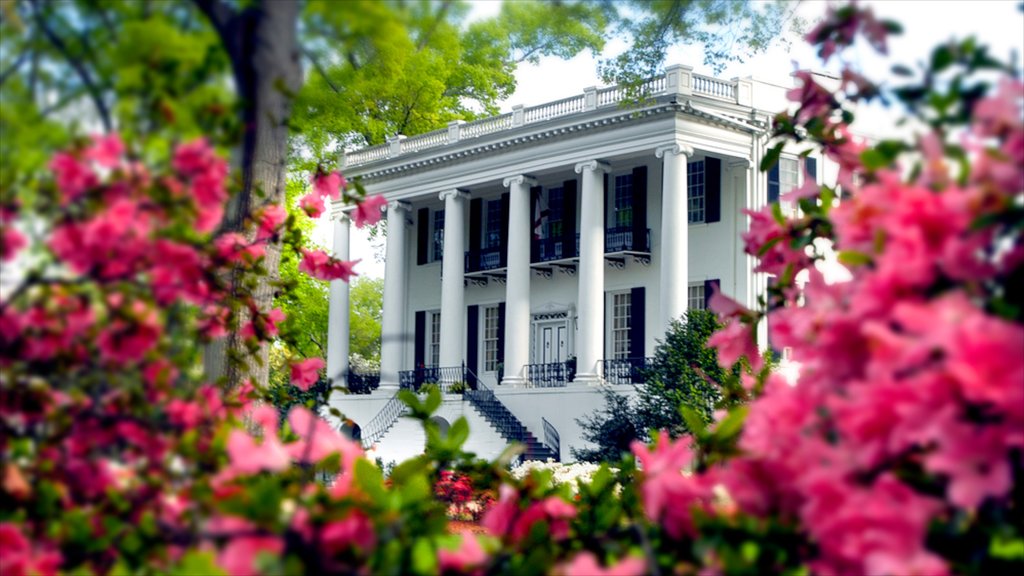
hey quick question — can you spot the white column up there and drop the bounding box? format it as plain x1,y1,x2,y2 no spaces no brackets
326,210,351,388
573,160,610,385
657,142,694,335
439,189,468,370
501,175,537,386
380,201,411,389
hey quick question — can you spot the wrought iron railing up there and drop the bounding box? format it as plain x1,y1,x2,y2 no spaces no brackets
605,227,651,253
525,361,570,388
542,417,561,462
360,393,407,449
465,246,504,273
398,365,475,394
599,357,656,385
347,370,380,394
533,233,580,263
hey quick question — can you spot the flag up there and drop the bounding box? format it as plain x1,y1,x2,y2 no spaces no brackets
532,190,549,240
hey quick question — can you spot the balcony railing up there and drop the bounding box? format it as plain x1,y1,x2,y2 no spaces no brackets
605,227,651,253
465,246,504,273
398,365,477,393
525,361,573,388
599,357,656,385
347,370,380,395
533,234,580,263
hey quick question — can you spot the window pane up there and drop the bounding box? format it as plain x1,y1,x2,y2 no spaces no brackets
688,285,705,311
486,200,501,249
614,175,632,228
433,209,444,262
612,292,631,359
484,306,500,371
688,160,705,223
430,311,441,366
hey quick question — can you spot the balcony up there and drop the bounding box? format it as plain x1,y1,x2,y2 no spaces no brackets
398,365,478,393
599,357,655,385
604,227,651,267
525,360,575,388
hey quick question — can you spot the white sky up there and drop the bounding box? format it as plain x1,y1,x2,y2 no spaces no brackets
341,0,1024,279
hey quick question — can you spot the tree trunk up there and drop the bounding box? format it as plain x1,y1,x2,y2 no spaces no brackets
196,0,302,390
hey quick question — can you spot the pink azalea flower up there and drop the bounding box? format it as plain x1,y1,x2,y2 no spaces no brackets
311,171,345,200
218,536,283,576
0,522,62,576
257,204,287,241
85,133,124,168
557,552,646,576
299,191,326,218
50,152,98,203
482,484,520,537
1,225,26,262
631,432,709,539
352,194,386,228
439,534,488,573
320,511,376,553
707,319,762,371
214,232,266,263
298,249,360,283
510,496,577,541
290,357,324,391
285,405,363,466
224,428,290,476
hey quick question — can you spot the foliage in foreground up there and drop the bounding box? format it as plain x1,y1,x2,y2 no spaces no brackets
1,4,1022,575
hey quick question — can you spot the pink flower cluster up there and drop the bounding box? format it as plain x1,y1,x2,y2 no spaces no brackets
299,248,359,282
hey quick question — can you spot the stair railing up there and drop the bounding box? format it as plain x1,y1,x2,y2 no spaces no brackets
360,392,407,449
541,417,561,462
463,367,557,461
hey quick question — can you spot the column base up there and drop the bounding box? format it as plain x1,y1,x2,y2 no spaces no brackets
501,376,528,388
571,372,603,386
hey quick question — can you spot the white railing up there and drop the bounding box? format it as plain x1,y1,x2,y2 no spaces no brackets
693,74,736,100
524,94,586,123
461,113,514,139
345,143,389,166
344,66,744,168
401,128,448,154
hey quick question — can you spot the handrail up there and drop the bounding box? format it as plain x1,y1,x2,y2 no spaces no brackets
398,365,470,394
525,361,569,388
605,227,651,253
599,357,656,386
541,417,561,461
347,369,380,395
360,392,407,448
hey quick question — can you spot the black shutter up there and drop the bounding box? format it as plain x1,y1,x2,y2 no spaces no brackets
417,208,429,265
767,164,780,204
631,166,648,250
805,157,817,182
466,305,479,379
630,287,645,359
469,198,482,272
499,192,510,268
563,179,577,257
603,172,610,252
414,310,426,368
497,302,506,365
530,186,542,262
705,157,721,223
703,279,719,311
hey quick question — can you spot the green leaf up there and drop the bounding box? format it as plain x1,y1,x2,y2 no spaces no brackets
931,44,955,72
760,143,783,173
859,148,891,170
991,535,1024,559
837,250,873,267
171,551,227,576
714,406,748,442
423,387,442,415
354,458,387,506
411,538,437,575
447,417,470,450
680,405,707,436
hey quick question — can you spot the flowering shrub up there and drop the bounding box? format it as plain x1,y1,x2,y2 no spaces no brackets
1,4,1021,575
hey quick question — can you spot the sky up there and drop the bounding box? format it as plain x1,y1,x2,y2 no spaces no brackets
340,0,1024,279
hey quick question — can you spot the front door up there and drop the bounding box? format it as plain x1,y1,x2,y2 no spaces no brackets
535,319,568,365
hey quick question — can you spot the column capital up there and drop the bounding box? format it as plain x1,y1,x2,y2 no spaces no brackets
502,175,538,189
328,201,351,222
728,158,754,169
439,188,470,202
573,160,611,175
386,200,412,214
655,142,695,159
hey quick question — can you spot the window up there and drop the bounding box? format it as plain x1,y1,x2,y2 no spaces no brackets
688,284,705,311
612,292,632,359
544,186,563,239
484,305,500,371
780,157,799,196
688,160,705,223
428,311,441,367
485,200,502,249
432,209,444,262
613,175,632,228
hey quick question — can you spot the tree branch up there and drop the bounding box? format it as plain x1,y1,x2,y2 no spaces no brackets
416,0,453,51
0,49,29,88
29,0,112,132
301,47,340,94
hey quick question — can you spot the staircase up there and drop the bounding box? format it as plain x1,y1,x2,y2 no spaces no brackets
465,387,558,462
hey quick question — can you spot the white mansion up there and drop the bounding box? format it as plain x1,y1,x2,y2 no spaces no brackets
325,64,830,464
